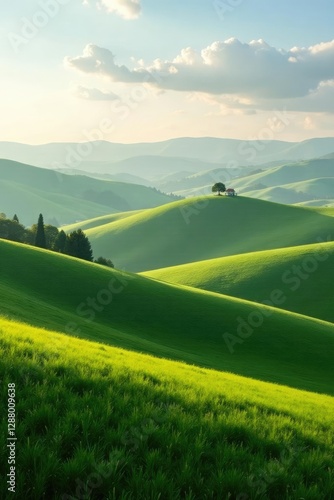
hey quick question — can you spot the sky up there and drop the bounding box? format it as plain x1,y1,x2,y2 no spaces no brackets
1,0,334,144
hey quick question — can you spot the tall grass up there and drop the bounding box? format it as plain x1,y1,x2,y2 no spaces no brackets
0,318,333,499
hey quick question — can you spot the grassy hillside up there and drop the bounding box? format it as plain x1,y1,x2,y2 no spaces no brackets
282,177,334,198
306,206,334,216
223,159,334,205
55,167,151,185
1,239,334,395
243,178,334,205
82,196,334,272
1,318,333,499
0,160,177,226
155,166,250,194
233,159,334,192
144,242,334,323
140,157,334,201
296,200,334,207
241,186,311,205
62,209,144,233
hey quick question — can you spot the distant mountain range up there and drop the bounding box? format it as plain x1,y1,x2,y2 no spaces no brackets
2,136,334,175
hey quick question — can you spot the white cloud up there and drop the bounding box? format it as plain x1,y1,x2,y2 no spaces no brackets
65,38,334,112
71,84,119,101
85,0,141,19
64,44,149,82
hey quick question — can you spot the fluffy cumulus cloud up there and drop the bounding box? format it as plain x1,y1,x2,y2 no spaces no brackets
71,84,118,101
65,38,334,111
64,44,149,82
85,0,141,19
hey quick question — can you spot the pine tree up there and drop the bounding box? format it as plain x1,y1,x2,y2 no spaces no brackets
13,214,19,223
94,256,114,268
65,229,93,262
44,225,59,250
35,213,47,249
54,230,67,253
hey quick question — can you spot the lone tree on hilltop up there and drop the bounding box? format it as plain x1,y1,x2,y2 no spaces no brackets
212,182,226,196
35,214,47,248
65,229,93,262
13,214,19,223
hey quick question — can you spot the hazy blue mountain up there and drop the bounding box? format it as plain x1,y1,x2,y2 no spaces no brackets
1,137,334,175
0,159,180,226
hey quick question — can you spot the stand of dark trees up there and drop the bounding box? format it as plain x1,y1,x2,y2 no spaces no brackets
0,213,114,267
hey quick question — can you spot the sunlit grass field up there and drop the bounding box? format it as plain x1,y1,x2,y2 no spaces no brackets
0,317,333,499
1,239,334,395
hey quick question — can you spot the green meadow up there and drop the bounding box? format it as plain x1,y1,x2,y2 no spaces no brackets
1,318,334,499
0,239,334,395
144,241,334,323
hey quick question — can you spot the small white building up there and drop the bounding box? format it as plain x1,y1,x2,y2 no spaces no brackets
225,188,237,197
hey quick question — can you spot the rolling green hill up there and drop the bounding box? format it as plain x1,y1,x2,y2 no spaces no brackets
160,158,333,205
0,239,334,395
306,206,334,216
281,177,334,198
82,196,334,272
1,317,333,499
62,209,144,233
243,178,334,206
154,166,251,194
223,159,334,205
0,159,178,226
234,159,334,192
241,185,311,205
144,242,334,323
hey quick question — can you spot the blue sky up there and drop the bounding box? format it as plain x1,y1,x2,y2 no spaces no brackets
1,0,334,143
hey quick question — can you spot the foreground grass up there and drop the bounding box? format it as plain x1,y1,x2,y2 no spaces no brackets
0,317,333,499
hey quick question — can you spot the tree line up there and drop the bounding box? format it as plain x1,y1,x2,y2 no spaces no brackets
0,213,114,267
